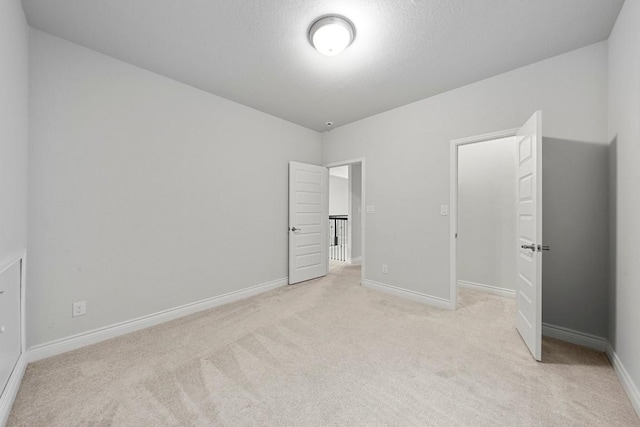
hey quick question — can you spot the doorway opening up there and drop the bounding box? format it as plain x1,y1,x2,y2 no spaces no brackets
328,166,349,262
456,135,518,304
450,127,520,309
450,112,543,361
326,159,365,284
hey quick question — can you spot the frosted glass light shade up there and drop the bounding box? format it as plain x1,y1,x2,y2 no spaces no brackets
309,16,355,56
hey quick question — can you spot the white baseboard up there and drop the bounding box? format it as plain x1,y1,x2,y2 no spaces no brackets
457,280,516,299
348,256,361,265
27,277,288,362
606,342,640,419
363,279,450,309
0,354,27,427
542,323,606,352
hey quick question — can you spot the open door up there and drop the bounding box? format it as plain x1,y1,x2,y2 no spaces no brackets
516,111,543,361
289,161,329,284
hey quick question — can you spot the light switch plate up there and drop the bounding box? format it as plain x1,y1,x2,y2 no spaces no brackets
366,205,375,214
440,205,449,216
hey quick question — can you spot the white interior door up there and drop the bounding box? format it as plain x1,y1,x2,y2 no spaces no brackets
289,162,328,284
0,261,22,393
515,111,543,361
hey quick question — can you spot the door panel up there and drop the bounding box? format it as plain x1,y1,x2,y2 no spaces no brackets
0,260,22,394
289,162,328,284
515,111,542,361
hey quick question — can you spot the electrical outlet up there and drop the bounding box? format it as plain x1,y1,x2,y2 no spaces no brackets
72,301,86,317
382,264,388,274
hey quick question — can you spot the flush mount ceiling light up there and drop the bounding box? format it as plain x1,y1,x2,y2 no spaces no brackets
309,15,355,56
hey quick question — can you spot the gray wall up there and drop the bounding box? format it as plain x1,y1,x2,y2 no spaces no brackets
608,0,640,399
322,41,608,337
542,138,609,337
350,163,362,260
458,137,516,292
0,0,28,262
28,30,322,347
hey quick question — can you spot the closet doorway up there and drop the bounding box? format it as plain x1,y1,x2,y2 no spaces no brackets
449,112,544,361
456,135,518,300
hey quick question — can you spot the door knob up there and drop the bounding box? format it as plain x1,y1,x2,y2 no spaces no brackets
291,227,302,232
537,245,550,251
521,244,536,251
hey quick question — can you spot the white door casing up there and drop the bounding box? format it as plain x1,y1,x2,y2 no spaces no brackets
289,162,328,284
515,111,543,361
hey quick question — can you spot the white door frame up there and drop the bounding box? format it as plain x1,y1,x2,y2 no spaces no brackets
325,158,366,286
449,129,519,309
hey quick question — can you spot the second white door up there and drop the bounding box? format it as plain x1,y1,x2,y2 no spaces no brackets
515,111,543,361
289,162,329,284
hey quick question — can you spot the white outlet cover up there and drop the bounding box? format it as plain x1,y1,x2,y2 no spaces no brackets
366,205,375,214
72,301,87,317
440,205,449,216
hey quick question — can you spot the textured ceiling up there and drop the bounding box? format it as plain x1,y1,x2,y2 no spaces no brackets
22,0,624,132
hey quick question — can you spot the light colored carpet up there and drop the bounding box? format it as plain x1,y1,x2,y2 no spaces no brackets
8,262,640,426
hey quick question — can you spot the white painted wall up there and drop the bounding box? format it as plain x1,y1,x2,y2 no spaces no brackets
608,0,640,406
457,137,516,292
322,42,608,336
0,1,28,415
0,0,28,262
329,176,349,216
350,163,362,260
28,30,322,347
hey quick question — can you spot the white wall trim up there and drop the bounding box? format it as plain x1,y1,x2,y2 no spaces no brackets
324,158,365,169
0,251,24,273
606,342,640,419
363,279,450,310
451,128,521,146
541,323,606,352
0,354,27,426
347,165,353,264
27,277,288,362
348,256,361,265
457,280,515,299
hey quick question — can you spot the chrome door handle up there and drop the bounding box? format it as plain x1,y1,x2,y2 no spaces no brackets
537,245,550,251
291,227,302,232
521,244,536,251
